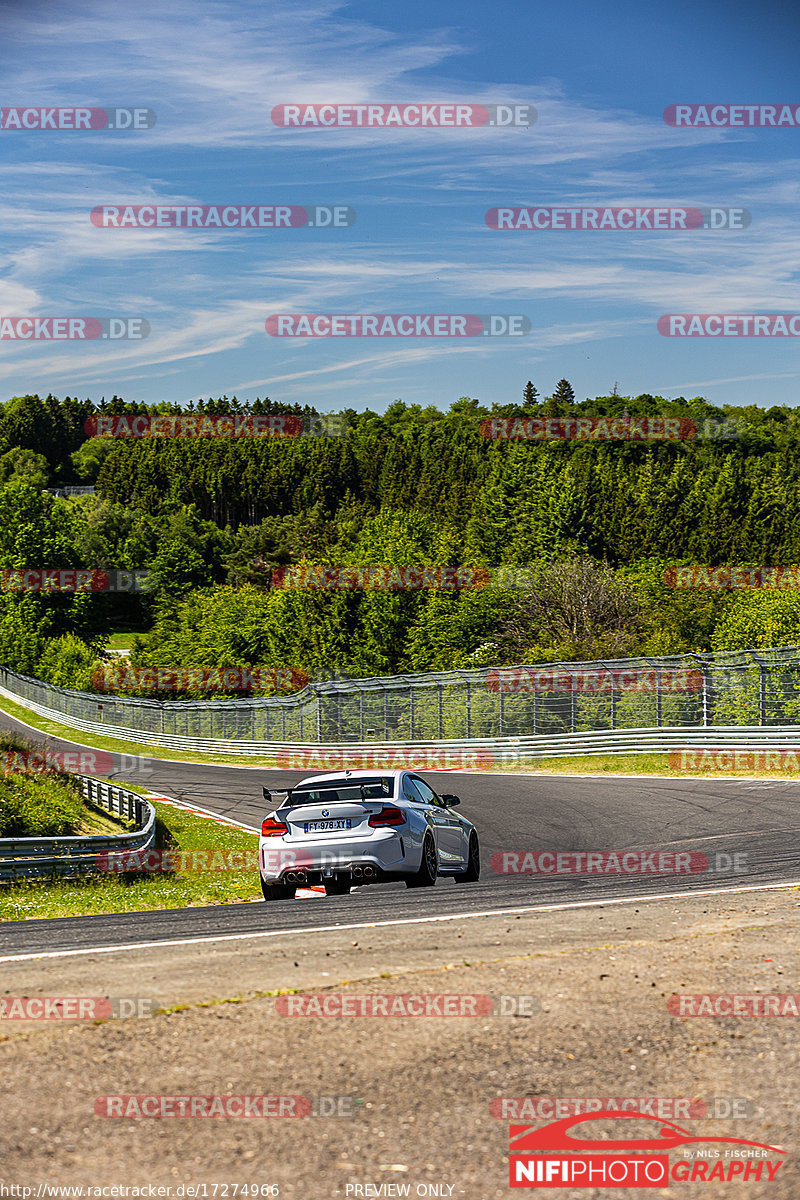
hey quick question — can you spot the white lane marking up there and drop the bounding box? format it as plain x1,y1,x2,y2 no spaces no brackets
3,879,800,964
148,793,259,833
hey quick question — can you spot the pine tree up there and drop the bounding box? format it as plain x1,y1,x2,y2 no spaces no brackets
522,381,539,407
552,379,575,405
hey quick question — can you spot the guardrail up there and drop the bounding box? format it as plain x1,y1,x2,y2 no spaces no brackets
0,775,156,881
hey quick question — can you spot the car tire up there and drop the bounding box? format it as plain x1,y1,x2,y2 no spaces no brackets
454,831,480,882
324,878,352,896
405,833,437,888
261,877,296,901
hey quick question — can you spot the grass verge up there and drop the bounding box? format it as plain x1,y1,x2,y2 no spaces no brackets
0,798,261,921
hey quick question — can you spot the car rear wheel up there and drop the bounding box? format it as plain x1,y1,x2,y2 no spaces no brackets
406,833,437,888
261,877,296,901
324,878,352,896
454,831,480,882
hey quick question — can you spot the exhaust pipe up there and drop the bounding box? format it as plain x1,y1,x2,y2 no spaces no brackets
361,865,377,878
286,870,307,883
352,866,363,878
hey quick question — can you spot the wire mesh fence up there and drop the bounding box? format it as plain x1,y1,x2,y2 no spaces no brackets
1,646,800,746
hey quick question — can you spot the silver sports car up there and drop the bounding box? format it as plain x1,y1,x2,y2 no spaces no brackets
258,768,480,899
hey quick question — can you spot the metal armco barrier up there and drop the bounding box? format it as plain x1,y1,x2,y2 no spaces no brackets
0,775,156,881
1,646,800,756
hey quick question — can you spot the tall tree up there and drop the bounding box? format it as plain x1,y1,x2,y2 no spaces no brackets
522,381,540,407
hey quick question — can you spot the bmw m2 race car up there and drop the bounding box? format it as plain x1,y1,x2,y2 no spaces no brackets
258,768,480,899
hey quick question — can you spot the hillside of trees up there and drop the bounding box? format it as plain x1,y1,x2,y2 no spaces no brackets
1,384,799,696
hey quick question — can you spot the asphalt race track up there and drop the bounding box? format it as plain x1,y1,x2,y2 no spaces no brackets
2,709,799,958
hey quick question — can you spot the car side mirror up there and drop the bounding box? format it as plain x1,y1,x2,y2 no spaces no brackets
441,794,460,806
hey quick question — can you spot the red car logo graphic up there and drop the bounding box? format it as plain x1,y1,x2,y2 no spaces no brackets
510,1111,784,1155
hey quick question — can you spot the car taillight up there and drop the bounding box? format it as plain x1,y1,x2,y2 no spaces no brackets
368,806,405,828
261,816,288,836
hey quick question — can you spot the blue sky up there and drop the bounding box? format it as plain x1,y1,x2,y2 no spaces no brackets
1,0,799,413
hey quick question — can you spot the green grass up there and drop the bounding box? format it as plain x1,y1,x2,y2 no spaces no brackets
0,798,262,921
107,631,141,650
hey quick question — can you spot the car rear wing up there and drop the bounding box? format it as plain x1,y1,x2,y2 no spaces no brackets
263,785,293,807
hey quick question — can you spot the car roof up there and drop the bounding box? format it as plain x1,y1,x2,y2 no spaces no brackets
294,768,408,787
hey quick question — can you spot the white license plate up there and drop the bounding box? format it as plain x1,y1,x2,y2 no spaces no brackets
304,818,351,833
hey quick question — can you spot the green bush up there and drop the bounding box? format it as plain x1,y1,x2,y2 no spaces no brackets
0,772,83,837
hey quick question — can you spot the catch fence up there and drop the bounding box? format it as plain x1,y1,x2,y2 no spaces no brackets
1,646,800,750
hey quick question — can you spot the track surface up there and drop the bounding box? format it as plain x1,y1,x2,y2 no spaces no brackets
2,710,799,957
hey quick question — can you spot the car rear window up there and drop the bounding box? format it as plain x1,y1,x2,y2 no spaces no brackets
287,776,395,805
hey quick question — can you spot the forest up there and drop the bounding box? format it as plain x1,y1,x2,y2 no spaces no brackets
1,383,798,696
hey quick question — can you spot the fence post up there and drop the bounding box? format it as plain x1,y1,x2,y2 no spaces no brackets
750,653,766,726
438,684,443,740
360,688,364,741
465,680,471,740
409,686,415,739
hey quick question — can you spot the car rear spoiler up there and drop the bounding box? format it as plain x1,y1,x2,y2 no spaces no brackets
263,785,293,805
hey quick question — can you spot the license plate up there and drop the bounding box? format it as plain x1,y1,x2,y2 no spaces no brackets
304,818,351,833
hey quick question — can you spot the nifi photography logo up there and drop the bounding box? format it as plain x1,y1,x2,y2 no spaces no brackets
508,1111,785,1188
